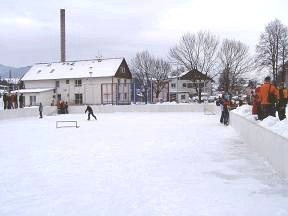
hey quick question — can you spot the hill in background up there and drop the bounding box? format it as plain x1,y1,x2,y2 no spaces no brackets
0,64,31,79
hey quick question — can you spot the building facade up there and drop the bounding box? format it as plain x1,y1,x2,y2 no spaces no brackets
20,58,132,106
169,69,214,103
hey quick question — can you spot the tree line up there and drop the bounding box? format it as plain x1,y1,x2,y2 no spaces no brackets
130,18,288,101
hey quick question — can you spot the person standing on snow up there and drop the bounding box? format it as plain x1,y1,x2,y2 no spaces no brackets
259,76,278,119
39,102,43,118
85,105,97,120
277,82,287,120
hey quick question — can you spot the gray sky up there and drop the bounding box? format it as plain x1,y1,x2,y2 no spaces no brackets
0,0,287,67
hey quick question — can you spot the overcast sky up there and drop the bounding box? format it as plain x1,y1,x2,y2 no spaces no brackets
0,0,287,67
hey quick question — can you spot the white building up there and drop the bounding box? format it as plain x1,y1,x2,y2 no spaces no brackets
169,69,214,103
20,58,132,106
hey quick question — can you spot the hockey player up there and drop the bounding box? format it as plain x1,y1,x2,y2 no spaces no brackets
85,105,97,120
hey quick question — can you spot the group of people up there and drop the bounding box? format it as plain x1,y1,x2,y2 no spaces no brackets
2,92,24,109
251,76,287,121
39,103,97,121
57,100,69,114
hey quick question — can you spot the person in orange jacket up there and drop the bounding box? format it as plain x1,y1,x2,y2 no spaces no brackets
259,76,279,119
252,87,263,120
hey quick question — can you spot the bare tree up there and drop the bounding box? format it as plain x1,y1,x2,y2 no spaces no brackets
169,31,219,77
279,25,288,82
131,51,171,103
169,31,219,102
256,19,288,82
218,39,253,94
151,59,171,100
130,51,153,103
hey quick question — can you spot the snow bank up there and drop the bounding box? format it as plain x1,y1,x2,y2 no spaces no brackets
0,106,56,120
232,105,288,139
0,104,217,120
230,105,288,178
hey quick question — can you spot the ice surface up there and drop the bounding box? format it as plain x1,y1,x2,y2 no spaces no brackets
0,112,288,216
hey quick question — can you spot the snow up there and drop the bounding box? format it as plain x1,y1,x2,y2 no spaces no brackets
21,58,124,81
1,112,288,216
232,105,288,138
11,88,54,93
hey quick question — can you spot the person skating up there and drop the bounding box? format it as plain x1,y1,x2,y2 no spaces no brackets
222,99,231,125
85,105,97,120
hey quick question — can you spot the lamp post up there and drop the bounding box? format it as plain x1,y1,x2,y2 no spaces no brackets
150,79,153,103
89,71,93,104
176,74,179,103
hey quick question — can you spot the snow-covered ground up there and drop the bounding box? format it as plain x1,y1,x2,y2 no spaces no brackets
0,112,288,216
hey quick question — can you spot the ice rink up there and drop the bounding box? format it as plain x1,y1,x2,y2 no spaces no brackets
1,112,288,216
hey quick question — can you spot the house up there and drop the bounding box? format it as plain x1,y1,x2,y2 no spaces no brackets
169,69,214,103
19,57,132,106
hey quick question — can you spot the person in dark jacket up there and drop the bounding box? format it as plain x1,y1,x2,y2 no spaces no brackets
3,93,8,109
277,82,287,120
85,105,97,120
19,93,24,108
39,102,43,118
64,101,69,114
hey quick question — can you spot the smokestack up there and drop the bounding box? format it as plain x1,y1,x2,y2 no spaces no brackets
60,9,66,62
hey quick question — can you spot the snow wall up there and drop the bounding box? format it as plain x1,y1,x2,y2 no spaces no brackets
230,112,288,179
69,104,217,113
0,106,56,120
0,104,217,120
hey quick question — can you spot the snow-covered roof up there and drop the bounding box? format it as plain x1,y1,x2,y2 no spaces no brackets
169,70,190,79
169,69,214,82
11,88,54,93
21,58,124,81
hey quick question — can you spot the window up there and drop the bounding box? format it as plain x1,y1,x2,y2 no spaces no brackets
124,93,127,100
56,81,60,88
75,94,83,105
57,94,61,101
66,80,69,84
171,83,176,88
181,95,185,100
29,96,36,106
182,83,187,88
120,67,125,73
188,83,193,88
75,79,82,87
124,79,127,87
118,79,121,84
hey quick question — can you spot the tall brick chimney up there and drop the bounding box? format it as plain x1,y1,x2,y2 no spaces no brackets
60,9,66,62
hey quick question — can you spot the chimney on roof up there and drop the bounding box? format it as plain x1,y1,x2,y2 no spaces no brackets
60,9,66,62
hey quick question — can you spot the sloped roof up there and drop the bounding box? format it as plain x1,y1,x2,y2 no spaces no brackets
170,69,214,82
22,58,124,81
